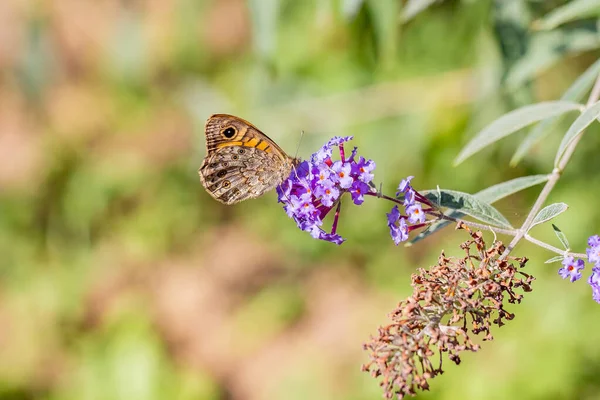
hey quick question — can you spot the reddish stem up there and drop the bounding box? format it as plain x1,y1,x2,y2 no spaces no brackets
331,201,342,234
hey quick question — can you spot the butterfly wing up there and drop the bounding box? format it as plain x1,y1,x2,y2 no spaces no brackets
199,114,295,205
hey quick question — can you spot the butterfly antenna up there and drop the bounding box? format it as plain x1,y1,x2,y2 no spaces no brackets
291,130,305,180
294,130,304,160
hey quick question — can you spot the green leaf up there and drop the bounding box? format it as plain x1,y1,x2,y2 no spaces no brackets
475,174,549,203
545,255,565,264
409,175,548,244
455,101,582,165
534,0,600,30
402,0,438,22
248,0,281,59
367,0,399,65
511,58,600,166
530,203,568,230
341,0,366,19
554,101,600,166
505,29,600,90
423,189,512,229
552,224,570,249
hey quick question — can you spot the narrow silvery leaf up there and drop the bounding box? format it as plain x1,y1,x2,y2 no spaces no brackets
534,0,600,30
511,58,600,165
505,29,600,90
367,0,399,65
530,203,568,230
562,58,600,101
554,101,600,166
455,101,582,165
342,0,365,18
409,175,548,244
402,0,438,22
423,189,512,229
552,224,570,249
475,175,549,203
545,255,565,264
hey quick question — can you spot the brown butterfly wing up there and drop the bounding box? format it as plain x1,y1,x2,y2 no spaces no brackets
199,114,296,205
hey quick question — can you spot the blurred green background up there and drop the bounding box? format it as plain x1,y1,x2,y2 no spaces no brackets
1,0,600,399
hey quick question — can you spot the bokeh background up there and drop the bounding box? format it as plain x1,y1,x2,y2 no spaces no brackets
1,0,600,399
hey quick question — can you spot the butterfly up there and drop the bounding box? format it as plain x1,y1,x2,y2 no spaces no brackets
198,114,300,205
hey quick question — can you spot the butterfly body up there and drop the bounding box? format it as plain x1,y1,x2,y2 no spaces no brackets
199,114,299,204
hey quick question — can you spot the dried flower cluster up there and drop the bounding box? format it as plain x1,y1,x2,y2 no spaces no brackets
362,224,534,399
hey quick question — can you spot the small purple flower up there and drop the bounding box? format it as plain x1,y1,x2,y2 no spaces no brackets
318,231,345,245
331,161,353,189
391,219,409,245
396,176,414,196
588,235,600,248
588,267,600,304
387,205,400,227
348,146,358,163
313,164,332,186
387,205,409,245
290,194,317,218
314,180,340,207
558,256,585,282
592,286,600,304
311,146,333,164
587,236,600,265
349,180,371,205
403,188,416,207
296,178,313,197
325,136,353,147
353,156,376,183
406,203,426,224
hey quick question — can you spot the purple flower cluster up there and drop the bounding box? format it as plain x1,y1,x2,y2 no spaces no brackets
277,136,376,245
386,176,428,245
557,235,600,304
586,235,600,303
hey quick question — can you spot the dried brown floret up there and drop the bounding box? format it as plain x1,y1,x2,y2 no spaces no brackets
362,223,534,399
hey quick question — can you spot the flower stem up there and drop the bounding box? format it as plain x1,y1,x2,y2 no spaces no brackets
524,234,586,258
501,72,600,259
331,201,342,234
366,191,405,206
436,214,519,236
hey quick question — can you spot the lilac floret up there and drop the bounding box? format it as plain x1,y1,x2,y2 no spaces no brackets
331,161,354,189
558,256,585,282
314,180,340,207
406,203,426,224
349,180,371,205
325,136,353,147
353,156,376,183
396,176,414,196
588,235,600,248
387,205,409,245
588,267,600,303
587,237,600,265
